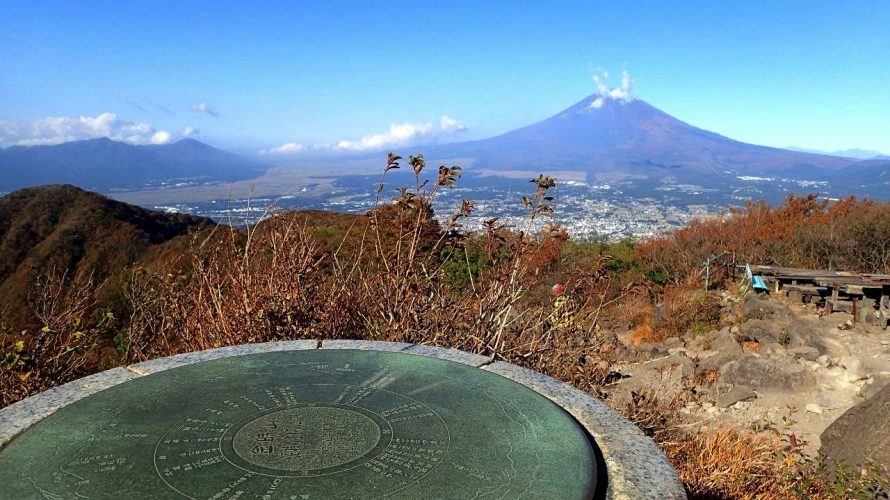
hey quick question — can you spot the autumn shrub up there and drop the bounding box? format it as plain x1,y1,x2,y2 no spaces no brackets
625,300,658,344
637,194,890,286
658,287,723,339
0,269,110,407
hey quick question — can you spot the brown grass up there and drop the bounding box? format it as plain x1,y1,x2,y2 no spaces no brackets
625,285,722,344
659,286,723,338
671,427,789,498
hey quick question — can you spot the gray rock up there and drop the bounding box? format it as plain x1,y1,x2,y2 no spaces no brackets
788,346,821,361
821,384,890,473
721,355,817,390
710,331,743,352
733,401,753,410
683,338,707,353
642,353,695,378
762,342,787,356
860,374,890,399
739,319,786,344
742,296,792,321
716,386,757,408
805,403,823,414
636,343,659,356
660,337,683,350
611,344,640,363
785,319,832,354
698,343,744,372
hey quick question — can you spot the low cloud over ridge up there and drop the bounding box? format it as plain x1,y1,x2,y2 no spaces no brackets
0,113,195,147
259,115,466,156
258,142,305,155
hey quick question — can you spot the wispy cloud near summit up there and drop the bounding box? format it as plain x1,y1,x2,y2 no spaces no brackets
589,70,635,109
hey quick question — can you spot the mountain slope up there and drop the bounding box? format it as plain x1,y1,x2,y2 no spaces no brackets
828,159,890,198
0,138,266,192
0,185,211,326
422,95,853,180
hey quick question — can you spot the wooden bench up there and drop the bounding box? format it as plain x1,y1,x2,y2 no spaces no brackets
783,284,826,304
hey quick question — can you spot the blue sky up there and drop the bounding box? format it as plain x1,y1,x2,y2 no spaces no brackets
1,1,888,155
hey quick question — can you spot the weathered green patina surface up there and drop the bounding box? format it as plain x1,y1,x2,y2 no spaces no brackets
0,349,597,498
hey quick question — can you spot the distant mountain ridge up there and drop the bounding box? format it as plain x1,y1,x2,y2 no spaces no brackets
785,146,889,160
0,138,266,192
419,95,855,181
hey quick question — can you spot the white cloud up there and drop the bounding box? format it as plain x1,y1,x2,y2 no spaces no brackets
0,113,180,147
150,130,173,144
439,115,466,133
257,114,467,156
259,142,305,155
336,115,466,151
192,102,219,117
589,69,635,108
0,121,19,138
182,126,199,137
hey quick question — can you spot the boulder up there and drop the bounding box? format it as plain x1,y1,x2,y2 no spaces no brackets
611,344,641,363
660,336,684,351
742,296,792,321
698,333,744,372
860,374,890,400
716,386,757,408
762,342,787,356
635,343,660,357
720,355,817,391
821,384,890,473
739,319,786,344
785,319,824,348
788,346,821,361
710,331,743,352
645,352,695,378
805,403,823,414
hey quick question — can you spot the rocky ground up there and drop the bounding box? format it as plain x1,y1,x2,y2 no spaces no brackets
605,291,890,467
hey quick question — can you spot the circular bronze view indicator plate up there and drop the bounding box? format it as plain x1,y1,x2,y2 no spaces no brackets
0,349,598,499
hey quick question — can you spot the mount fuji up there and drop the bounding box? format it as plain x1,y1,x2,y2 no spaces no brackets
419,94,854,182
